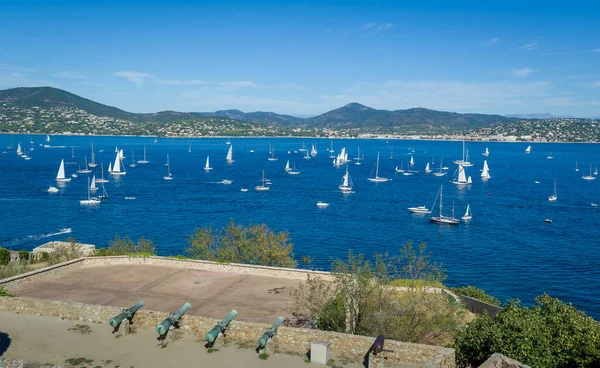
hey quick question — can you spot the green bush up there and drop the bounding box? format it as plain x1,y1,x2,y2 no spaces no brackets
455,294,600,367
0,287,14,297
0,248,10,265
18,250,30,263
94,236,156,256
186,220,297,268
450,285,501,306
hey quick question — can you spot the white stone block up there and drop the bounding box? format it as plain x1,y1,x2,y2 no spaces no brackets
310,340,330,365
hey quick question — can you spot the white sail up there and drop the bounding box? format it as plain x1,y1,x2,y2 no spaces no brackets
368,152,390,182
410,155,414,167
56,159,66,181
119,149,125,159
310,144,317,157
205,156,212,170
525,145,531,153
339,166,353,192
45,135,50,143
425,162,431,173
483,147,489,156
549,180,557,201
108,162,112,172
285,160,290,171
467,176,472,184
90,175,97,191
113,153,121,172
226,145,234,163
462,204,472,220
481,160,491,179
16,143,22,155
452,164,469,185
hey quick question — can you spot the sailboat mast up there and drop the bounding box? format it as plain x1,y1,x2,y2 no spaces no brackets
376,152,380,177
439,186,443,217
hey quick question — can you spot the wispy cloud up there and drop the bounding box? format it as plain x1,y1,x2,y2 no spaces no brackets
358,23,376,31
593,81,600,87
487,38,499,44
511,68,537,77
220,81,259,88
517,42,537,51
113,71,153,85
591,100,600,106
358,22,393,32
376,23,393,31
53,71,87,80
0,63,36,73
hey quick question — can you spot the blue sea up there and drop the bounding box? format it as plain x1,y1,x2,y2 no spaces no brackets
1,134,599,319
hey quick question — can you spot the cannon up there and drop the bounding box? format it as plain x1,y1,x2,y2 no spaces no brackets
366,334,393,356
205,310,238,343
109,301,145,328
155,302,191,335
258,316,284,348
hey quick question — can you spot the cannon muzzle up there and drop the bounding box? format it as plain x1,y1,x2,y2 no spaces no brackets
205,309,238,343
109,301,145,328
156,302,191,335
258,316,284,348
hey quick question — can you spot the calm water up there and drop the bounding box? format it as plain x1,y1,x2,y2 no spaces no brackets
1,134,599,318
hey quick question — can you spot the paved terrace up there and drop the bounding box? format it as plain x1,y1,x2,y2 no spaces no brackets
10,264,301,324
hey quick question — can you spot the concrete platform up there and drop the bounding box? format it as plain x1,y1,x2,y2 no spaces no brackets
10,264,300,324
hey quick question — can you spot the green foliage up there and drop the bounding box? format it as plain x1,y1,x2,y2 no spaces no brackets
94,235,156,256
0,248,10,265
450,285,501,306
0,263,33,279
38,251,50,263
389,279,443,288
292,242,463,345
258,353,269,360
18,250,30,263
0,287,15,297
46,237,86,265
455,294,600,367
186,220,297,268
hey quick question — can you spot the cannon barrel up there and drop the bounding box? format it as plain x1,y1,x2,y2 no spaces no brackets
109,301,145,328
155,302,191,335
205,309,238,343
258,316,284,348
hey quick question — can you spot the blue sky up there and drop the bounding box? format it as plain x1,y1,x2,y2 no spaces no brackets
0,0,599,117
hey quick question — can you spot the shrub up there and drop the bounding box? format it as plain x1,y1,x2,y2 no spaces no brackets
94,236,156,256
450,285,501,306
18,250,30,263
0,287,14,297
0,248,10,265
47,237,86,265
455,294,600,367
186,220,297,268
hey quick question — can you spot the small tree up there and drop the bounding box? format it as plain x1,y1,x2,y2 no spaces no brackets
47,237,86,265
0,248,10,265
95,236,156,256
450,286,501,306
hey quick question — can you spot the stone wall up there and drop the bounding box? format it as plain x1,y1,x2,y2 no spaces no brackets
0,297,455,367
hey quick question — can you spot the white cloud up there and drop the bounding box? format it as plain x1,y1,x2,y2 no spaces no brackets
220,80,259,88
591,100,600,105
53,71,87,80
0,63,36,73
487,38,499,44
377,23,393,31
358,23,376,31
358,22,393,32
113,71,153,85
511,68,536,77
517,43,537,51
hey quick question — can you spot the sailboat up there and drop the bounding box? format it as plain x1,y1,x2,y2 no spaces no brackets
429,186,460,225
80,177,101,205
595,165,599,176
45,135,50,143
548,180,557,201
188,145,191,153
89,143,97,168
299,142,307,152
108,162,112,172
481,160,491,180
390,146,394,160
16,143,23,156
154,136,158,143
96,162,109,183
268,145,278,161
354,147,362,165
547,150,553,160
409,155,415,167
255,170,270,191
165,154,170,167
129,150,136,168
137,146,150,164
575,161,579,172
285,160,291,172
204,156,212,171
109,152,126,175
226,138,231,145
71,146,75,159
368,152,391,182
339,165,353,192
462,204,472,221
90,175,98,192
395,162,405,173
452,164,471,185
98,182,109,199
288,162,300,175
425,162,431,173
304,149,310,160
328,141,334,153
163,156,173,180
582,164,596,180
55,159,71,182
453,141,473,166
525,145,531,154
226,145,234,163
23,149,32,160
483,147,489,157
433,158,446,177
310,144,317,157
402,160,414,176
119,149,125,160
78,157,92,174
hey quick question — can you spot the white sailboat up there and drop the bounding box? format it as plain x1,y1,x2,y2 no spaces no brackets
226,138,231,145
268,146,278,161
107,162,112,173
409,155,414,167
429,186,460,225
452,164,470,185
109,152,126,175
548,180,557,202
395,162,405,173
310,144,317,157
425,162,431,173
575,161,579,172
368,152,391,182
433,158,446,177
45,135,50,143
55,159,71,182
339,165,353,192
137,146,150,164
90,175,98,191
163,156,173,180
353,147,362,165
16,143,23,156
80,177,101,205
204,156,212,171
164,154,170,167
462,204,472,221
119,149,125,159
89,143,97,168
328,141,334,153
96,162,109,183
453,141,473,166
481,160,491,179
594,165,599,175
23,149,32,160
255,170,270,191
483,147,489,157
47,186,59,193
129,150,136,168
288,162,300,175
78,156,92,174
226,145,234,163
547,150,553,160
525,145,531,154
188,145,191,153
582,164,596,180
299,142,307,152
285,160,291,172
